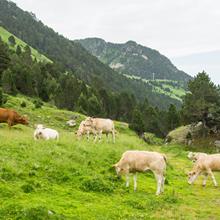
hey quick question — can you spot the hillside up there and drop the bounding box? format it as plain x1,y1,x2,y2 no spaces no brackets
0,95,220,219
0,0,184,109
77,38,192,83
0,26,51,63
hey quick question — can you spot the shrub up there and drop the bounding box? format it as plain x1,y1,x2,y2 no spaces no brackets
33,99,43,108
80,176,114,193
20,101,27,108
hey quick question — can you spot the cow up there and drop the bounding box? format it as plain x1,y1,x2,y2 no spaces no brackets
187,152,207,162
34,124,59,140
76,120,96,140
84,117,115,143
113,150,167,195
0,108,28,128
188,153,220,187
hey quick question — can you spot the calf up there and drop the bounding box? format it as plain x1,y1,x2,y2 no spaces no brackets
188,153,220,187
34,124,59,140
187,152,207,162
113,150,167,195
0,108,28,128
76,120,95,140
84,117,115,143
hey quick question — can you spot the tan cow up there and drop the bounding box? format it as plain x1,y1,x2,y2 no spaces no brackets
84,117,115,143
113,150,167,195
188,153,220,187
187,152,207,162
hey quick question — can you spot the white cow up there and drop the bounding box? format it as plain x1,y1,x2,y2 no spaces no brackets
34,124,59,140
84,117,115,143
188,153,220,187
113,150,167,195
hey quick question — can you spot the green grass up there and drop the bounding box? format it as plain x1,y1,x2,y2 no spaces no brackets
0,95,220,219
123,74,186,102
0,26,52,63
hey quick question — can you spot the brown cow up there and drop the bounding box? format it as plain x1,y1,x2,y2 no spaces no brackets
0,108,29,128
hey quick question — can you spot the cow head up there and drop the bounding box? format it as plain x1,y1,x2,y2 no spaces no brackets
113,163,127,176
188,170,199,185
18,115,29,125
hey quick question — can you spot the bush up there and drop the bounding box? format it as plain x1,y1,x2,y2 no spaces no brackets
33,99,43,108
20,101,27,108
80,176,114,193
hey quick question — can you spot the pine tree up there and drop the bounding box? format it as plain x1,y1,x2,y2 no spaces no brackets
8,35,16,47
0,38,10,75
129,108,145,135
16,45,22,55
1,68,17,94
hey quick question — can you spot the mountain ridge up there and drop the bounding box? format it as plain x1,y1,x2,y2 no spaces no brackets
77,37,192,83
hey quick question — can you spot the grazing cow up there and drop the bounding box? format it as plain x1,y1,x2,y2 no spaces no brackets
0,108,28,128
188,153,220,187
113,150,167,195
34,124,59,140
84,117,115,143
76,120,96,140
187,152,207,162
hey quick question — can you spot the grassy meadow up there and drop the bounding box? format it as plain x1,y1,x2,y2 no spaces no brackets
0,95,220,219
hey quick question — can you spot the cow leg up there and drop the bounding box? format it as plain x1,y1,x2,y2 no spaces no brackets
161,176,165,193
106,133,109,142
112,130,115,143
126,174,130,187
154,173,162,195
94,133,98,142
98,131,102,142
133,173,137,191
7,120,12,129
87,131,90,141
208,169,218,187
202,173,209,187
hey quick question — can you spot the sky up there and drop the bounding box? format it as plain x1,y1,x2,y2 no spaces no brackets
12,0,220,83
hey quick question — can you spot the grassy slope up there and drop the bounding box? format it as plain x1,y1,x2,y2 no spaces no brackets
0,95,220,219
0,26,51,63
124,74,186,102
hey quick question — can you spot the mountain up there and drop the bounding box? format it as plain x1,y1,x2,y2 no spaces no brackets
0,0,185,108
171,50,220,85
77,38,192,83
0,26,51,63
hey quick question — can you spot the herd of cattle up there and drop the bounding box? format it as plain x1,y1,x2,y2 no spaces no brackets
1,108,220,195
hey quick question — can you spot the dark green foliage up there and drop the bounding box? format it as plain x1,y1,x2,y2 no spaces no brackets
182,72,220,125
16,45,22,55
0,37,10,75
20,101,27,108
33,99,43,108
167,104,180,130
1,68,17,95
129,109,144,135
8,35,16,46
80,176,114,193
0,88,3,106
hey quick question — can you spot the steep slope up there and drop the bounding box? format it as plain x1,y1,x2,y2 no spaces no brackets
78,38,192,83
0,26,51,63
